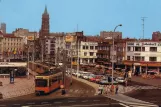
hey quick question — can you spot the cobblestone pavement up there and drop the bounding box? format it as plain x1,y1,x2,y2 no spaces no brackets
0,75,34,99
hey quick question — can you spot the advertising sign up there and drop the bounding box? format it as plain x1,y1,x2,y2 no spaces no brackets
10,70,14,84
27,36,34,41
65,34,74,42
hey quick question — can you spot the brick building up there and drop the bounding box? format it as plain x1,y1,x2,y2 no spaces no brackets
152,31,161,41
0,23,6,34
100,31,122,39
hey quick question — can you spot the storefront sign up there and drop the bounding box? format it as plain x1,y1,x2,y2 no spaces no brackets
127,42,134,46
134,53,140,55
142,42,157,46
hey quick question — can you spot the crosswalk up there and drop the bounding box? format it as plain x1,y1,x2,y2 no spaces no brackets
67,89,95,94
118,85,161,94
107,94,158,107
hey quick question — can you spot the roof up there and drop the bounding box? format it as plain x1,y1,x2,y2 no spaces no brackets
3,34,22,38
0,30,3,35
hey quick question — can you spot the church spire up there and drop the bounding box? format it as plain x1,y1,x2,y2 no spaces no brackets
44,5,48,14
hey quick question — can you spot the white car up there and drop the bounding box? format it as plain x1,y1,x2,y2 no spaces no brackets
115,77,125,83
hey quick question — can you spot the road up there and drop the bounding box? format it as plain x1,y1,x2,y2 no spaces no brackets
0,96,124,107
125,89,161,106
3,77,95,101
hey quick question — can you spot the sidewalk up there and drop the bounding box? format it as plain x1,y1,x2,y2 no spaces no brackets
0,75,35,100
131,76,161,87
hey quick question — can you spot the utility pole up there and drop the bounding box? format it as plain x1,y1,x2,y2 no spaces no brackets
76,40,80,78
70,42,73,85
141,17,147,39
32,33,35,62
62,49,67,85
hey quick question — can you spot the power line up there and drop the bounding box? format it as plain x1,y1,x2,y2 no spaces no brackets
141,17,147,39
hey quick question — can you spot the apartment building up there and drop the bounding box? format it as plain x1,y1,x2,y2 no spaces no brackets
0,33,24,61
79,41,98,64
124,41,161,73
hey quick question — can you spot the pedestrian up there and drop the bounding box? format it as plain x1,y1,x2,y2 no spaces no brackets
125,79,128,87
128,70,132,81
98,85,101,95
115,85,119,94
100,85,103,94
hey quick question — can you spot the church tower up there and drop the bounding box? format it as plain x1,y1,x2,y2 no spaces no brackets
41,5,50,38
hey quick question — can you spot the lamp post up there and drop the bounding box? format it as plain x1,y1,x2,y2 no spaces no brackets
76,40,80,78
111,24,122,87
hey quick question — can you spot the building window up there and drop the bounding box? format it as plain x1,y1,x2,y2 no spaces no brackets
127,47,131,51
84,52,87,56
90,52,94,56
150,47,157,52
142,47,145,51
127,56,130,60
135,47,141,51
141,56,145,61
95,46,98,50
90,46,94,50
149,57,157,61
51,44,55,47
86,46,88,49
83,46,85,49
135,56,141,61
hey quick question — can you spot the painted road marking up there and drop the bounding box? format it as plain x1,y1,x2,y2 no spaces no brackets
59,103,118,107
13,104,21,106
119,103,130,107
0,105,6,107
82,100,88,102
54,102,62,104
68,101,76,103
41,102,49,104
27,102,35,105
93,100,100,101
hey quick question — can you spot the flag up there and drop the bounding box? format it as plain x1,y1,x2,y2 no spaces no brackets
13,48,16,54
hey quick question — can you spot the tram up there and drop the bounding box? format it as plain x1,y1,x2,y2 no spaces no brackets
35,67,63,95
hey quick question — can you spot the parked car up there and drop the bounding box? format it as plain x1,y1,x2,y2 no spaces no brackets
115,77,125,83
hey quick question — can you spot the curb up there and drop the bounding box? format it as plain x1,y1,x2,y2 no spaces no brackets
72,76,98,95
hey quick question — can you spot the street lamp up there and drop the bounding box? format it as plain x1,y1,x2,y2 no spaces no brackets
111,24,122,87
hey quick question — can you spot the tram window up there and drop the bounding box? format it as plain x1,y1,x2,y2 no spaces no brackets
35,79,47,87
52,78,57,83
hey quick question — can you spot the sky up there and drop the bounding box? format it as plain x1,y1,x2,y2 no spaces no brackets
0,0,161,39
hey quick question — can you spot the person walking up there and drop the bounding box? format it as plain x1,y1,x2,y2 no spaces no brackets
128,70,132,81
115,85,119,94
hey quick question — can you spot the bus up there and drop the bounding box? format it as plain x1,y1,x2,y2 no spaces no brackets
35,67,63,95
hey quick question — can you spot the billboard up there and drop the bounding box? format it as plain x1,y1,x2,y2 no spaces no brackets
27,36,34,41
65,34,74,42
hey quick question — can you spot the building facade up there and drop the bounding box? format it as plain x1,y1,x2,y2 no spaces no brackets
0,23,6,34
0,33,24,61
79,41,98,64
100,31,122,39
152,31,161,41
124,41,161,73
